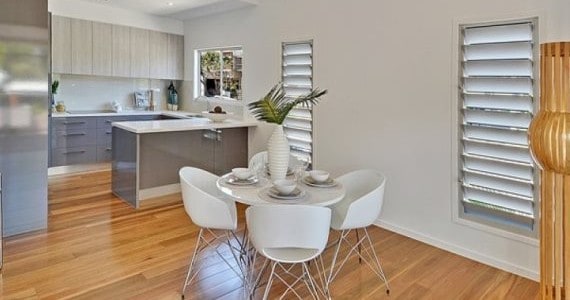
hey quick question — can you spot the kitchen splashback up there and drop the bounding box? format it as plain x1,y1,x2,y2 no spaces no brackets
53,74,183,111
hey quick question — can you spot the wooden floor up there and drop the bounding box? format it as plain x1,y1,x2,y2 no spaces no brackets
0,170,539,299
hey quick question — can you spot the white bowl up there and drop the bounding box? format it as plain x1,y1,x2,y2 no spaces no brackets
273,179,296,195
309,170,330,182
202,111,232,122
232,168,253,180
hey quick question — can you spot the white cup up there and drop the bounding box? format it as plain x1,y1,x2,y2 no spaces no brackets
273,179,296,195
309,170,330,182
232,168,253,180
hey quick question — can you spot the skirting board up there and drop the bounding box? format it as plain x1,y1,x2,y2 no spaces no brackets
139,183,180,200
374,219,539,282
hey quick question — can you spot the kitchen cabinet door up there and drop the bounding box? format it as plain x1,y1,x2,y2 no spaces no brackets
149,31,168,79
51,16,71,74
112,25,130,77
167,34,184,80
71,18,93,75
214,128,248,175
130,28,150,78
92,22,112,76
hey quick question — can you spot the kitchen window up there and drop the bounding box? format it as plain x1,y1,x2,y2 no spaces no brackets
458,19,538,237
282,41,314,164
194,47,242,100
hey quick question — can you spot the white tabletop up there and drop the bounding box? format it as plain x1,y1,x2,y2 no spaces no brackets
216,173,346,207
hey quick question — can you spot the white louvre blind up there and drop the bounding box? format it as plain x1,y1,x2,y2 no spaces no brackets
459,20,537,233
283,41,313,163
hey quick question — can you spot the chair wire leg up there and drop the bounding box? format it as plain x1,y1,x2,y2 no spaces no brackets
326,230,349,288
262,261,277,300
355,228,362,264
303,262,319,300
250,256,269,298
181,228,204,299
315,256,330,298
364,228,390,294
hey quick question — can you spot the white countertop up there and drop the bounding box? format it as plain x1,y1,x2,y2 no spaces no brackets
51,110,190,118
112,118,258,134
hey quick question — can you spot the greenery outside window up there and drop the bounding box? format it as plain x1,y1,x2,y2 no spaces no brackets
194,47,243,100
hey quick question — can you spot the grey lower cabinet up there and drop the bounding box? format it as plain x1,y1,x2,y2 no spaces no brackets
50,115,159,167
113,126,248,208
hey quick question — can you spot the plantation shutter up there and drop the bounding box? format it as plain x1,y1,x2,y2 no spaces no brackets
282,41,313,164
459,20,537,233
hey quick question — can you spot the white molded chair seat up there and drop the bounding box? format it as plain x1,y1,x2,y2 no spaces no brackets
179,166,237,230
246,204,331,299
326,169,390,294
179,167,245,299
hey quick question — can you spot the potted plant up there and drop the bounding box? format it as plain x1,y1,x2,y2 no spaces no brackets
248,82,327,180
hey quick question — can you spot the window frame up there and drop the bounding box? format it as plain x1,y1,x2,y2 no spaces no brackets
282,39,314,165
452,16,540,244
193,46,243,101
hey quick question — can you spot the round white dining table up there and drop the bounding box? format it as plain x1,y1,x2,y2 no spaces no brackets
216,173,346,207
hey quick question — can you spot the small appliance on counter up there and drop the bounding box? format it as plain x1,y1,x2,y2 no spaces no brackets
112,100,122,112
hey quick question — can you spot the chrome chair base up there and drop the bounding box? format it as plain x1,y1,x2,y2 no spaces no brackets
327,227,390,294
180,228,248,299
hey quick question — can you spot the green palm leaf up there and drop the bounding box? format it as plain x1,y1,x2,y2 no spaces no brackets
248,83,327,125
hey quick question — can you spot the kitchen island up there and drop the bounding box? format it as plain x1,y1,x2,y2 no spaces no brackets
111,118,257,208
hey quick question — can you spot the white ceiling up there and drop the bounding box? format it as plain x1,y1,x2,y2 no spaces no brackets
82,0,257,20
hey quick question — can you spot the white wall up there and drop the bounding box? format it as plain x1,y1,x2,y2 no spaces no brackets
182,0,562,280
48,0,183,34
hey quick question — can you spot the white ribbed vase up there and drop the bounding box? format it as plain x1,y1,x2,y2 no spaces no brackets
267,125,290,181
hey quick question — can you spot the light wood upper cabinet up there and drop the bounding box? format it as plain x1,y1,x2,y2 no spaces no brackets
168,34,184,80
112,25,130,77
51,16,184,80
51,16,72,74
92,22,112,76
71,19,93,75
130,28,150,78
149,31,169,79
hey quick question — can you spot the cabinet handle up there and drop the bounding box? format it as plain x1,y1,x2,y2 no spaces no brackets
105,120,113,124
63,150,86,155
203,130,217,140
63,132,86,136
105,148,112,151
106,131,112,134
63,121,86,125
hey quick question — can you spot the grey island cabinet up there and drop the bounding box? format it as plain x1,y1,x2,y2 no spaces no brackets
111,119,257,208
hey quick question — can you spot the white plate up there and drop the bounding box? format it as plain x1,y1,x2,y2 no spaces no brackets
226,175,259,186
302,176,337,187
267,187,306,200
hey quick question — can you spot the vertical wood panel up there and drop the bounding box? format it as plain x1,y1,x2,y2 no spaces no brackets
92,22,112,76
130,28,150,78
167,34,184,80
149,31,168,79
51,15,71,74
71,18,93,75
112,25,130,77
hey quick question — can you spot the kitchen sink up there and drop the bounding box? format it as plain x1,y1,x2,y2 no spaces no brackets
186,114,205,118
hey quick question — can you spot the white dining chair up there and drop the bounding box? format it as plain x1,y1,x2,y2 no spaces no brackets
326,169,390,294
179,167,247,299
246,204,331,300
